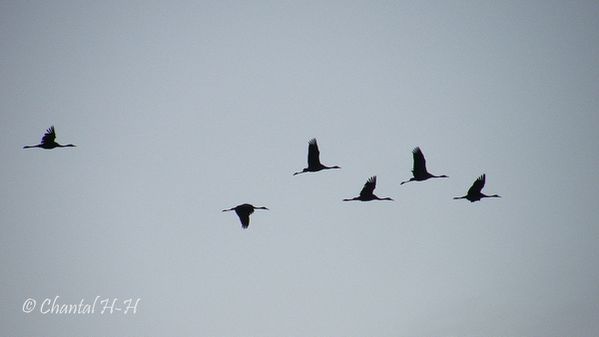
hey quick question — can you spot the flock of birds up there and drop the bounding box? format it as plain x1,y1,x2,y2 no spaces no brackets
24,126,501,229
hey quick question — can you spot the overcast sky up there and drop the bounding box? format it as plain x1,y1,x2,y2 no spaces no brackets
1,1,599,336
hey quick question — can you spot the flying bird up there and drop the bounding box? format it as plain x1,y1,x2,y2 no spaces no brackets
293,138,340,175
23,126,76,149
400,147,447,185
454,174,501,202
222,203,269,229
343,176,393,201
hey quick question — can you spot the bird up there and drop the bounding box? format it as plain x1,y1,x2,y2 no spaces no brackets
222,203,269,229
343,176,393,201
454,174,501,202
400,147,448,185
23,126,76,149
293,138,340,175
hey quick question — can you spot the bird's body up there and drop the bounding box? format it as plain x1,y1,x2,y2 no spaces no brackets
454,174,500,202
343,176,393,201
294,138,340,175
222,203,269,229
400,147,447,185
23,126,76,149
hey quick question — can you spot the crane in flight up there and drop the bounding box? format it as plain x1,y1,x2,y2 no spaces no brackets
343,176,393,201
293,138,340,175
23,126,76,149
222,203,269,229
454,174,501,202
400,147,447,185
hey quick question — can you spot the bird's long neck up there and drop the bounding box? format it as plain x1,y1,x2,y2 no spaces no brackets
482,194,500,199
431,174,448,179
255,206,269,210
376,196,394,201
58,143,76,147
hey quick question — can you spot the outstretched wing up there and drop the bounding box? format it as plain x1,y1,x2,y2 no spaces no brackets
238,213,250,229
468,174,486,195
41,126,56,145
236,204,255,229
359,176,377,198
412,147,427,174
307,138,321,167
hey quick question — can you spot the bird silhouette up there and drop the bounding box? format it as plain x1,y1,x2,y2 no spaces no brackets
222,203,269,229
23,126,76,149
454,174,500,202
343,176,393,201
400,147,447,185
293,138,340,175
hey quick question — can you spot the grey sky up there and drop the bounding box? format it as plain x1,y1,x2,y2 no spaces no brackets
1,1,598,336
